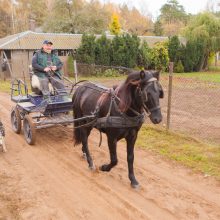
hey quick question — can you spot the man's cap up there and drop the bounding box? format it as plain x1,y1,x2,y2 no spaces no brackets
43,40,53,45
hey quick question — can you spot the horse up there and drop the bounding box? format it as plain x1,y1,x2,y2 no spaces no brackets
72,70,164,188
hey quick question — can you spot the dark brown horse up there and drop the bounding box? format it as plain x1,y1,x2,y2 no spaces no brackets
72,70,164,187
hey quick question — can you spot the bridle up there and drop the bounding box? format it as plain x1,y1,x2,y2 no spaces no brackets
136,77,161,114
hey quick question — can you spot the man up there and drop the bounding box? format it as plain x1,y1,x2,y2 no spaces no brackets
32,40,66,99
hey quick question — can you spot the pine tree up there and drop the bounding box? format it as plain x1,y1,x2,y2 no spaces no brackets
109,13,121,35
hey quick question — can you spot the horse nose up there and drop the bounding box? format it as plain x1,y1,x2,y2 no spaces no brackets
154,117,162,124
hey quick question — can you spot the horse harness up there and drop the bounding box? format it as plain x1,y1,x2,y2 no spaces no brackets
95,88,145,129
73,77,161,129
136,77,161,114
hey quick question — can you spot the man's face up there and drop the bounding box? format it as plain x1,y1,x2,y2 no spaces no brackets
42,43,53,53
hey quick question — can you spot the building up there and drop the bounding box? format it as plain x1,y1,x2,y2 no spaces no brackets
0,31,169,80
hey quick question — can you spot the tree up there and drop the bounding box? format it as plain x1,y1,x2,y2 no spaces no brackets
43,0,110,34
184,12,220,71
137,41,152,69
157,0,188,36
76,34,96,64
95,34,111,65
120,4,153,35
0,0,14,37
168,35,181,62
153,19,163,36
109,13,121,35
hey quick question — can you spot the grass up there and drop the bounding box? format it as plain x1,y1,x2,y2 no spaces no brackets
0,80,11,93
136,125,220,180
173,71,220,83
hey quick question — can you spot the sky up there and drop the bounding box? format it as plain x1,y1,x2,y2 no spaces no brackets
101,0,219,19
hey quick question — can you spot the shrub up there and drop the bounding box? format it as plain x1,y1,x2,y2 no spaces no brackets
150,42,169,71
92,68,121,77
137,41,152,69
111,34,140,68
174,60,184,73
76,34,96,64
95,34,111,66
67,55,74,77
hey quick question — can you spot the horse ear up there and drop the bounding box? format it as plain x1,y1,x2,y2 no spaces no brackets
152,70,160,80
140,70,145,79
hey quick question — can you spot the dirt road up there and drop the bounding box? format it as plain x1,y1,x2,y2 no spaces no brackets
0,92,220,220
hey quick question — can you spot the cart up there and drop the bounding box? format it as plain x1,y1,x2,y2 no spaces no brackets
10,77,77,145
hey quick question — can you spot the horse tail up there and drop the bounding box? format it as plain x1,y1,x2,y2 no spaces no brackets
72,89,83,146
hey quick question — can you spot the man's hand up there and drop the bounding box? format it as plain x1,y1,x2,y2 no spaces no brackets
44,67,51,72
51,66,57,71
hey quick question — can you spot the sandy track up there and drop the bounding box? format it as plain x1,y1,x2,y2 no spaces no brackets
0,92,220,220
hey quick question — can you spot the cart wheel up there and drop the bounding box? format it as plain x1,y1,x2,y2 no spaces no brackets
23,115,36,145
11,107,22,134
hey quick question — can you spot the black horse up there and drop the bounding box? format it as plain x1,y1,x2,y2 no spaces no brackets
72,70,164,188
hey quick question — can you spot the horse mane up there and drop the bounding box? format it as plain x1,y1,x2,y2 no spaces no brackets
116,72,142,112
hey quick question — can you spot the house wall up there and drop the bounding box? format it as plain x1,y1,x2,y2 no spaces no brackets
1,50,70,80
11,50,30,79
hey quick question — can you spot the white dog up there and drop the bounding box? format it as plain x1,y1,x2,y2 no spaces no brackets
0,122,6,152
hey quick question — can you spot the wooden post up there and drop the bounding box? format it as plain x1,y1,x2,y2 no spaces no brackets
73,59,78,83
166,62,173,130
3,51,13,79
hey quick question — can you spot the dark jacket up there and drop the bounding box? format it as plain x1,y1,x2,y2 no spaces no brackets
32,49,63,78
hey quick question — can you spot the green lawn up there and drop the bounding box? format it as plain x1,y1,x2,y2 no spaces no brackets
0,80,11,93
174,72,220,83
136,125,220,180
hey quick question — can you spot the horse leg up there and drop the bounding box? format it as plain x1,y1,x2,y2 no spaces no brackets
126,131,139,188
100,137,118,172
80,128,95,170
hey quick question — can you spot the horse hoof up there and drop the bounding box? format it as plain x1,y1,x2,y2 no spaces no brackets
82,153,87,160
89,165,96,171
99,164,110,172
131,183,140,189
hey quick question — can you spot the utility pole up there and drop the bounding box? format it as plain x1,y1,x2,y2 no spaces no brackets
11,0,15,34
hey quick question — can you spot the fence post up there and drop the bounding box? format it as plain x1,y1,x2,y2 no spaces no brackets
73,59,78,83
166,62,173,130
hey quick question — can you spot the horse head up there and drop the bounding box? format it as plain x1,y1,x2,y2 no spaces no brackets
137,70,163,124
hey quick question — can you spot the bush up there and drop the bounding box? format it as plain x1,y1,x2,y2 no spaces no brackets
174,60,184,73
76,34,96,64
137,41,152,69
95,34,111,66
150,42,169,71
182,39,206,72
111,34,140,68
67,55,74,77
92,68,121,77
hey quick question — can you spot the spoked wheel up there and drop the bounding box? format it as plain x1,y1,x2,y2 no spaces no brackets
23,115,36,145
11,107,21,134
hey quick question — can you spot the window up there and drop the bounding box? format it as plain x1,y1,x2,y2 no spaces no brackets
57,50,70,56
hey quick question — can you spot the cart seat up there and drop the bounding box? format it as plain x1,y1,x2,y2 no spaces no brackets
11,95,30,103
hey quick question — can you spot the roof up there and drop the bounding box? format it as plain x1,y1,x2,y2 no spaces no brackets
0,31,82,50
0,31,170,50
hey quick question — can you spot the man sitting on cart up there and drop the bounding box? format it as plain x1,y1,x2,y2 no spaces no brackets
32,40,66,100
